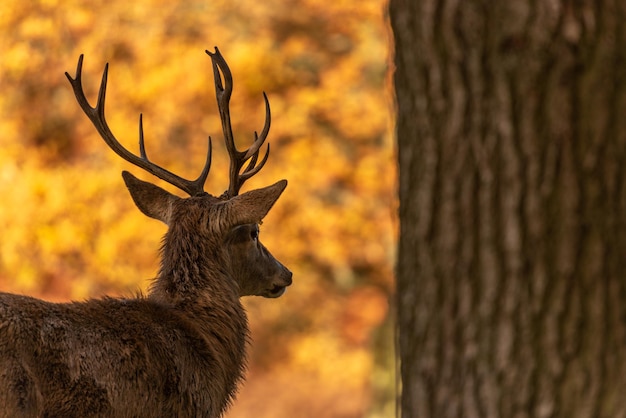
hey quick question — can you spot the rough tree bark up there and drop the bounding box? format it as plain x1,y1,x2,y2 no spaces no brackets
390,1,626,417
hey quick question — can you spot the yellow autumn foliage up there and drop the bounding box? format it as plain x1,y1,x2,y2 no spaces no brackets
0,0,395,416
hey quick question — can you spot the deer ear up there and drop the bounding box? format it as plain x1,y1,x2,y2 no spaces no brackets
122,171,180,225
229,179,287,225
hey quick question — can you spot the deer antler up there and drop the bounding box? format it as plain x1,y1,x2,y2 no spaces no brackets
206,47,271,199
65,55,212,197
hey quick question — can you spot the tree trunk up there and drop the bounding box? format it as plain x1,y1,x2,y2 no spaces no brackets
390,1,626,416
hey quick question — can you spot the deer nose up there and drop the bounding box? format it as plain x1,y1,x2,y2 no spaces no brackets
284,270,293,286
275,260,292,286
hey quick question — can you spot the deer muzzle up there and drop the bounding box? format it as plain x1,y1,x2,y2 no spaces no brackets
264,267,292,298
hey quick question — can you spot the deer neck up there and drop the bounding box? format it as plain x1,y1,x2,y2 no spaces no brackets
149,225,240,309
146,225,249,411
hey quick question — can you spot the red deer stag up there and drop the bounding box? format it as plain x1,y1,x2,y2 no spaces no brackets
0,47,292,418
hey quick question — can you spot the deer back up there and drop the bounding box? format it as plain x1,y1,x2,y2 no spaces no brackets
0,292,247,417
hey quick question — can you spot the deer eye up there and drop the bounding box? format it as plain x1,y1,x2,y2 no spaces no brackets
250,228,259,241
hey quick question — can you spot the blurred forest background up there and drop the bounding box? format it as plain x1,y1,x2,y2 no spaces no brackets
0,0,395,417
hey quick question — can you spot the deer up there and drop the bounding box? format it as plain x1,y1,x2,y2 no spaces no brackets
0,47,292,418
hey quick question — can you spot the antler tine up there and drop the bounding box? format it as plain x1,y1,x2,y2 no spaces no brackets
206,47,272,199
241,134,270,180
65,54,212,197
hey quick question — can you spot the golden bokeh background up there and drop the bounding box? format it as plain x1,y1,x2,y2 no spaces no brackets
0,1,395,416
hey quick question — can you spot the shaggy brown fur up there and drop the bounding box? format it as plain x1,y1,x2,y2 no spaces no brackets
0,172,291,417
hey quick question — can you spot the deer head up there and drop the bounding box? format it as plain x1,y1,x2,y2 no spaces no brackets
65,47,292,300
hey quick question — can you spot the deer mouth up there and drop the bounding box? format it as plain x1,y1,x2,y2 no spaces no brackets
265,285,287,298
